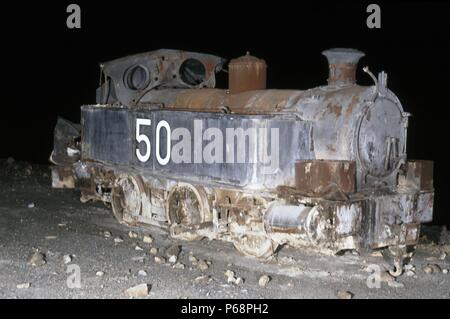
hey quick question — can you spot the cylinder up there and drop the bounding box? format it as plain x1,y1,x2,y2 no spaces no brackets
228,52,266,94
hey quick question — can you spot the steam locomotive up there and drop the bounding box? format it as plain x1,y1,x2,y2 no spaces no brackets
50,48,434,276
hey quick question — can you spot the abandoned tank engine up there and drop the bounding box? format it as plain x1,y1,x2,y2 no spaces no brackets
50,48,434,275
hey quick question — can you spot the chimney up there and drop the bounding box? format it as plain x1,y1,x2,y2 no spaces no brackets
322,48,365,87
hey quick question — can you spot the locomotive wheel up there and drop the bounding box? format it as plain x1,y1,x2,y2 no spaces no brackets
230,195,278,259
167,183,209,241
233,235,278,259
111,175,144,224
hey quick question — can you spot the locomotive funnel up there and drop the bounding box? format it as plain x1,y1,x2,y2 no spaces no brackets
322,48,365,87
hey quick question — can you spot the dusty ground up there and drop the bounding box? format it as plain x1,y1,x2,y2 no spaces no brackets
0,159,449,299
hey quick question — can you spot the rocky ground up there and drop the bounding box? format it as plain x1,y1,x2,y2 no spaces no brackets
0,158,449,299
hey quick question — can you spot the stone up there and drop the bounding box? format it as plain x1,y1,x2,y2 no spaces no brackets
168,255,177,264
96,271,105,277
388,281,405,288
135,245,143,251
103,231,112,238
188,255,198,265
194,275,210,284
128,231,138,239
149,247,158,255
124,284,150,298
28,252,46,266
173,262,185,270
27,203,35,209
114,237,124,243
138,270,148,276
423,264,441,274
17,283,30,289
405,270,416,277
336,290,353,299
63,254,72,264
165,245,181,258
143,235,153,244
258,275,271,287
154,256,166,264
224,270,243,284
197,260,209,271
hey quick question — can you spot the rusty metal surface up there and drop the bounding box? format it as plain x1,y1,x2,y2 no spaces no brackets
295,160,356,198
398,160,434,191
322,48,365,87
228,52,267,94
97,49,225,107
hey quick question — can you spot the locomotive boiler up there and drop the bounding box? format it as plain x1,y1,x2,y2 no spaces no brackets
50,48,434,276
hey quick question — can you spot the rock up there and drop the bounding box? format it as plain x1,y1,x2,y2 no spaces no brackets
258,275,271,287
114,237,124,243
224,270,243,284
423,264,441,274
27,203,35,209
443,269,449,274
63,254,72,264
138,270,148,276
28,252,46,266
188,255,198,265
17,283,30,289
370,251,383,257
24,166,32,176
404,264,415,271
388,281,405,288
197,260,209,271
173,262,185,270
336,290,353,299
103,231,112,238
128,231,138,239
168,255,177,264
224,270,235,283
124,284,150,298
165,245,181,258
406,270,416,277
154,256,166,264
96,271,105,277
135,245,143,251
149,247,158,255
143,235,153,244
439,252,447,260
194,275,210,284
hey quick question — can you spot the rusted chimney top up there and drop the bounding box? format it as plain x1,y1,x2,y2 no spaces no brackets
228,52,267,94
322,48,365,87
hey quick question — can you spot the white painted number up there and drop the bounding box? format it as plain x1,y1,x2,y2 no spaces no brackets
156,120,171,166
136,119,151,162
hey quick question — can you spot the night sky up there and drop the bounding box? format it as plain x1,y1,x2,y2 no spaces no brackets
1,1,449,226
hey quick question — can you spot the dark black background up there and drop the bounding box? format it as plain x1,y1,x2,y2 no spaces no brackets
1,1,449,226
